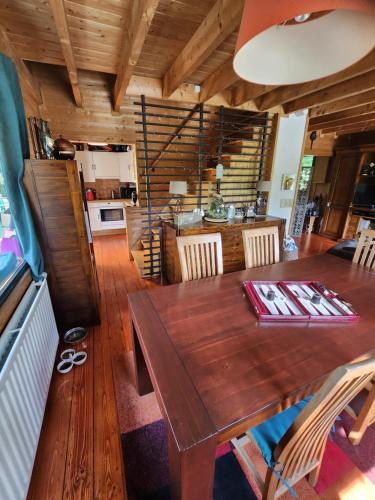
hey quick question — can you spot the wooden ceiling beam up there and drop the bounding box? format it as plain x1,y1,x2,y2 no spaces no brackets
162,0,244,98
47,0,82,107
321,119,375,135
310,89,375,118
199,58,239,103
231,81,276,107
308,112,375,132
113,0,159,112
0,26,42,105
284,69,375,114
255,49,375,111
334,126,375,136
308,102,375,129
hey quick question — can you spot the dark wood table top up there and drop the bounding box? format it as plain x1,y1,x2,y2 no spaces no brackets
128,254,375,452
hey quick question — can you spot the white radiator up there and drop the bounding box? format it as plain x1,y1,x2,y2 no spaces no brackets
0,275,59,500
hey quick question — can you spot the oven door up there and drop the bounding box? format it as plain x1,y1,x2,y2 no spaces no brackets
99,206,125,228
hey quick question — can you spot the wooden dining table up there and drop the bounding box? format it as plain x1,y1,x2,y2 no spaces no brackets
128,254,375,500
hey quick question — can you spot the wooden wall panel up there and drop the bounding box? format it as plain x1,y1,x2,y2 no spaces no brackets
31,62,138,143
304,132,336,157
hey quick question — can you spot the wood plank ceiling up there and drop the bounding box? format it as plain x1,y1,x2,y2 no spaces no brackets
1,0,375,136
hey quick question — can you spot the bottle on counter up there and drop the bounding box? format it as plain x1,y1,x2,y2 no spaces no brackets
86,188,94,201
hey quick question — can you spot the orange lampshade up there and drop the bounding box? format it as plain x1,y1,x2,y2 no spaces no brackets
234,0,375,85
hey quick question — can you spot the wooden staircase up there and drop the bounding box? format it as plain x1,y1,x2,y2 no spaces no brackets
131,229,161,278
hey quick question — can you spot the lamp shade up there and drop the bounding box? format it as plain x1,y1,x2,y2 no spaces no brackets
257,180,272,192
234,0,375,85
169,180,187,195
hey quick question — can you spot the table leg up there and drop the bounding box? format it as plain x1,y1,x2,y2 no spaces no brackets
168,427,217,500
131,320,153,396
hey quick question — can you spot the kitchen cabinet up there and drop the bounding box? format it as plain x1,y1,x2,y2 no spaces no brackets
75,150,95,182
92,152,120,179
118,151,136,182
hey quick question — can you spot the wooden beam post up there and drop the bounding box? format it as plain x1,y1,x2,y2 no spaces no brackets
321,119,375,135
255,49,375,111
308,112,375,132
284,70,375,114
308,102,375,130
310,89,375,118
113,0,160,112
48,0,82,107
199,58,239,103
0,27,42,105
162,0,244,98
232,81,276,107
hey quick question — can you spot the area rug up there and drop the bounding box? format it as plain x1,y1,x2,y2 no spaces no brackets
122,411,375,499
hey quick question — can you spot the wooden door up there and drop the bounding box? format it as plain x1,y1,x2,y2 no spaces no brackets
320,153,361,239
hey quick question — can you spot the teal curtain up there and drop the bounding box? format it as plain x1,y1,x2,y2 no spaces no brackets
0,53,43,278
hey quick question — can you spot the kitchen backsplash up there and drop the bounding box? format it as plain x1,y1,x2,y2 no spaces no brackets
85,179,128,199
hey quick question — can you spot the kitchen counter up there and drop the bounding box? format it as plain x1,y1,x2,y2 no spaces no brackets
87,198,134,207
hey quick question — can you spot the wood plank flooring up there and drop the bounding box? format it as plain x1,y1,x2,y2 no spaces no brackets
28,235,156,500
27,233,334,500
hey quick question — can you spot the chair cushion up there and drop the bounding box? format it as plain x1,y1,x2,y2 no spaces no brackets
250,396,312,466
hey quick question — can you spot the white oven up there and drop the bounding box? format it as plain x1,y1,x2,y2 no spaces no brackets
99,203,125,229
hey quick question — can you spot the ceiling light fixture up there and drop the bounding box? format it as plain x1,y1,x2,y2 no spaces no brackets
234,0,375,86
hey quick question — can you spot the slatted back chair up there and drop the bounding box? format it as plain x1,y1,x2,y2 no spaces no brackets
242,227,280,269
176,233,223,282
232,358,375,499
353,229,375,269
346,378,375,445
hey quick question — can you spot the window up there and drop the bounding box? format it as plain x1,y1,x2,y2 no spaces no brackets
0,171,25,296
299,155,315,191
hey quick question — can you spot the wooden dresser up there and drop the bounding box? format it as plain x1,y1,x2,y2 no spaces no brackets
24,160,100,333
162,216,285,284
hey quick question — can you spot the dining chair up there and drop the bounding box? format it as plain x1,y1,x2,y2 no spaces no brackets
176,232,223,282
352,229,375,269
232,358,375,499
242,226,280,269
346,379,375,445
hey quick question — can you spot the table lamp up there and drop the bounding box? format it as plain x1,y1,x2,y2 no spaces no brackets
169,181,187,213
256,180,271,215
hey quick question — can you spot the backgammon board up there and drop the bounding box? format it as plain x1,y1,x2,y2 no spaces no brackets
243,280,359,322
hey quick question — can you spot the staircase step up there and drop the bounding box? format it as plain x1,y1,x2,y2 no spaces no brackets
131,249,160,278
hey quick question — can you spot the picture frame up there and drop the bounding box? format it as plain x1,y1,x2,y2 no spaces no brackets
281,173,296,191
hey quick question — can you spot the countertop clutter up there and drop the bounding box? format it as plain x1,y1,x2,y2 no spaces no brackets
87,198,134,206
162,216,286,284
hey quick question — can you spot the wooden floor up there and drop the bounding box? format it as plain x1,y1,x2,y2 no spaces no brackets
27,232,335,500
28,235,157,500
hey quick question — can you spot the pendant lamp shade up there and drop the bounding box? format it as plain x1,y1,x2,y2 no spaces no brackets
234,0,375,85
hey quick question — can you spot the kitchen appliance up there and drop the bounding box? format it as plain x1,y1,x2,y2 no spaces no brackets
120,185,136,199
99,203,125,228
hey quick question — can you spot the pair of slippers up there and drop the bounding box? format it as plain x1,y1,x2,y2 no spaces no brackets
57,348,87,374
